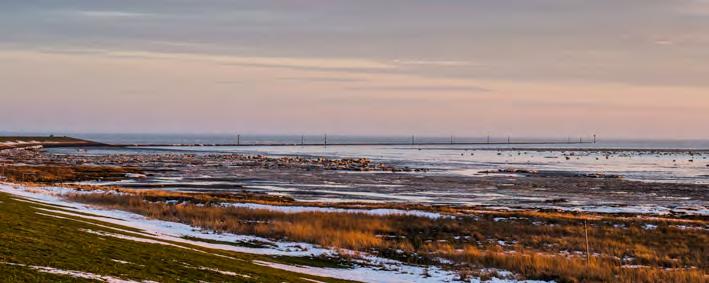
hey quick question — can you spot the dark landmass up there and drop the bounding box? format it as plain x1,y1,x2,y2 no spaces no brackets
0,136,105,150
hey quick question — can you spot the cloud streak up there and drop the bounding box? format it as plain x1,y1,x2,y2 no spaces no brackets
346,85,491,93
278,77,368,83
72,10,157,19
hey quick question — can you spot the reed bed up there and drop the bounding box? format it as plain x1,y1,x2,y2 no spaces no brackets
66,192,708,282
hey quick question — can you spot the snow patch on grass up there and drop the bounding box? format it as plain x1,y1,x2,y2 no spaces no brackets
1,261,151,283
254,260,548,283
196,266,251,278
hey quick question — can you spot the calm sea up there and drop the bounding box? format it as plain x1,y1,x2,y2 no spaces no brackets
65,133,709,150
40,134,707,184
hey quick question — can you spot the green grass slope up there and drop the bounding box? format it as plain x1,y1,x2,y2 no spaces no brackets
0,192,352,283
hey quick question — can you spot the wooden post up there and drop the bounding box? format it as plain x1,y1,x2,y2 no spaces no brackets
585,219,591,264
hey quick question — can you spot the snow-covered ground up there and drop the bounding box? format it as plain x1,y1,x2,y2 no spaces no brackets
0,183,550,283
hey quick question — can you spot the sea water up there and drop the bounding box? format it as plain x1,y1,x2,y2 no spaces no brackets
53,134,709,184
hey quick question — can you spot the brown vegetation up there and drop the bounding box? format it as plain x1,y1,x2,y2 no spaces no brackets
72,186,296,204
0,165,139,183
67,192,709,283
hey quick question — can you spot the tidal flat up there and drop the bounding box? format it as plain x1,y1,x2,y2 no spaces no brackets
0,146,707,282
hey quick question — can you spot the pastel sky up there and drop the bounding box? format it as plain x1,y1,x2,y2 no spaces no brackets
1,0,708,138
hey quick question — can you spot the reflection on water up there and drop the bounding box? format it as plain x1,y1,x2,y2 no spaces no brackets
136,144,709,184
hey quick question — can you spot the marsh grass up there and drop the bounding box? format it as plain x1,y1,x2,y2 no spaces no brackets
67,192,709,282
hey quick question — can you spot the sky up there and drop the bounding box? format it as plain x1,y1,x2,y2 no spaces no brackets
1,0,708,139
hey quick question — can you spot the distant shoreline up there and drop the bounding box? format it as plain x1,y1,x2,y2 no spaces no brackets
4,135,709,153
135,144,709,153
416,146,709,153
0,136,106,150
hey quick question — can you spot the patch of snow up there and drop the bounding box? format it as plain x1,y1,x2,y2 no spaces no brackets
223,202,443,219
35,212,72,220
671,225,709,231
111,259,132,265
301,278,327,283
643,224,658,230
254,260,550,283
0,261,149,283
254,260,460,283
81,229,191,250
562,205,709,216
196,266,251,278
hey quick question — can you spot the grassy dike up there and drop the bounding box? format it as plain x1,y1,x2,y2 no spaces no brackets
0,192,351,283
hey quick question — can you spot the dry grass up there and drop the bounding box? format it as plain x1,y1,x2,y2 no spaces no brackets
69,193,391,250
66,192,709,282
73,186,295,204
0,165,139,183
440,244,706,283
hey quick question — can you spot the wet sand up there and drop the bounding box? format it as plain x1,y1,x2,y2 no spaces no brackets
3,147,707,216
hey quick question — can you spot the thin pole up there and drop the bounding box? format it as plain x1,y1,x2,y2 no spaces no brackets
487,135,490,144
237,134,240,146
324,134,327,146
593,134,597,144
411,135,415,145
585,219,591,264
301,135,305,146
507,136,510,144
450,135,454,144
